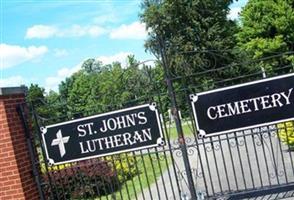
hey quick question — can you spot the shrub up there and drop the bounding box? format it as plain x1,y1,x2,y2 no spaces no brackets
107,154,137,183
43,159,118,199
42,154,138,199
278,121,294,149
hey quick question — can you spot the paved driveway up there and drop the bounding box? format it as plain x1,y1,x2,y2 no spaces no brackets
136,131,294,200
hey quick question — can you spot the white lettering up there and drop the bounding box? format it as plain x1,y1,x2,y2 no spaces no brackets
217,104,229,118
79,129,156,154
116,116,127,129
126,114,136,127
113,134,124,147
80,142,89,154
281,88,293,105
77,125,87,137
205,88,293,120
227,102,241,116
142,128,152,141
207,107,217,120
249,97,260,111
77,122,94,137
138,112,148,125
123,132,134,145
260,96,272,109
100,120,108,133
104,136,114,149
133,131,143,142
271,93,283,107
239,100,251,113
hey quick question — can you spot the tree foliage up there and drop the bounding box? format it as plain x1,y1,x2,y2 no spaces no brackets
32,56,166,121
237,0,294,74
27,84,50,117
26,2,294,198
27,84,45,106
140,0,238,76
28,0,294,122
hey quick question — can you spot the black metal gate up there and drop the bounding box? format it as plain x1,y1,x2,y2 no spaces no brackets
22,52,294,200
168,51,294,200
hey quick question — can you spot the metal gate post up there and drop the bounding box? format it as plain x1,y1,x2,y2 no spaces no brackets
17,104,46,200
158,38,198,200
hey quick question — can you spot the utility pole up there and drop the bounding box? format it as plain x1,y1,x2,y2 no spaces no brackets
158,37,198,200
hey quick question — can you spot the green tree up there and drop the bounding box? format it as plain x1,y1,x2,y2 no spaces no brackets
27,84,45,106
27,84,63,124
140,0,238,77
46,90,64,119
140,0,248,116
81,58,103,73
237,0,294,74
27,84,48,116
52,55,168,118
59,75,76,101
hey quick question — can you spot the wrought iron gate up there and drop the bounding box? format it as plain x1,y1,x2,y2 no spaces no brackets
168,51,294,200
22,52,294,200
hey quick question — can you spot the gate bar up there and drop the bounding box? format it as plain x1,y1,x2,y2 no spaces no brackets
228,183,294,199
158,36,198,200
17,104,46,200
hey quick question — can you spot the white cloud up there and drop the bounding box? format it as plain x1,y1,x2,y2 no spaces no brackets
228,7,242,20
0,76,25,87
26,21,148,40
45,62,82,92
54,49,69,57
87,26,106,37
97,52,132,67
45,76,62,92
110,22,147,40
0,43,48,69
25,24,107,39
93,13,118,24
25,25,58,39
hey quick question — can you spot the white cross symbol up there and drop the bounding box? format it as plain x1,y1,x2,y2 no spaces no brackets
51,130,70,157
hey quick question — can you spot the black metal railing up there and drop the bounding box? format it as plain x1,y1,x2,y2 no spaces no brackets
24,51,294,200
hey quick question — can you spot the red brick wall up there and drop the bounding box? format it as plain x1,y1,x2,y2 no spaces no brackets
0,94,39,200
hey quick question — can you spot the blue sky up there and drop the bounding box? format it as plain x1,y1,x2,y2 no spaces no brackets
0,0,247,92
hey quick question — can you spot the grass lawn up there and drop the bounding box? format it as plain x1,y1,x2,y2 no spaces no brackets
38,120,192,200
44,153,170,200
97,121,195,200
165,121,195,139
99,154,170,200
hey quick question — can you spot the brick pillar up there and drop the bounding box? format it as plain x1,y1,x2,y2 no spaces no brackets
0,87,39,200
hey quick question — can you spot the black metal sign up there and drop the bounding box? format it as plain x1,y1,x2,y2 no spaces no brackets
41,103,164,165
190,73,294,137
